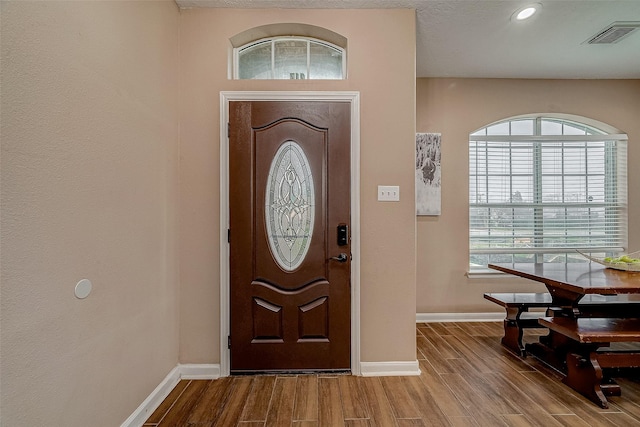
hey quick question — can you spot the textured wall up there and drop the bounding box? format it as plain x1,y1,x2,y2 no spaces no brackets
1,5,417,423
415,78,640,313
0,1,180,425
179,8,417,365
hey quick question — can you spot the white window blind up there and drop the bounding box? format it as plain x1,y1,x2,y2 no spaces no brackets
469,117,628,270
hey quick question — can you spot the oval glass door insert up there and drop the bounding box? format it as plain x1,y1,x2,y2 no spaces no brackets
265,140,315,271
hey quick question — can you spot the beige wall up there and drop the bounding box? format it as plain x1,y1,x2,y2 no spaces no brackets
0,1,180,425
4,1,638,423
416,78,640,313
179,9,417,364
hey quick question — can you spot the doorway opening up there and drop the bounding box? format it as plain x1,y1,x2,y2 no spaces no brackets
219,91,361,376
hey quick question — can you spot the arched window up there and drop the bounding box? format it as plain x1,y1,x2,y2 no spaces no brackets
234,37,344,80
230,24,346,80
468,115,628,270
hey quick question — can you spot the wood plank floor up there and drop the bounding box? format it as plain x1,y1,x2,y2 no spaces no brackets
144,322,640,426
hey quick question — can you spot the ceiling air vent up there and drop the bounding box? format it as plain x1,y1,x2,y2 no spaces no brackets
586,22,640,44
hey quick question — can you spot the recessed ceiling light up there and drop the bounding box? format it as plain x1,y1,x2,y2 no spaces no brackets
512,4,541,22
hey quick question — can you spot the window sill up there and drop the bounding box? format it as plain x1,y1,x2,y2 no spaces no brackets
466,269,516,279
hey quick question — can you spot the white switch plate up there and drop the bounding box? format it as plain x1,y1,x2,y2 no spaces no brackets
378,185,400,201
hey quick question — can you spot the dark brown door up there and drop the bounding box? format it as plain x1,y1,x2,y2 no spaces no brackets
229,101,351,372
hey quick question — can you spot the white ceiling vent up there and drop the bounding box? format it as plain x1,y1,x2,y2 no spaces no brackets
586,22,640,44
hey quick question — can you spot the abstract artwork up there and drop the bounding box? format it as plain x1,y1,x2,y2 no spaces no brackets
416,133,441,215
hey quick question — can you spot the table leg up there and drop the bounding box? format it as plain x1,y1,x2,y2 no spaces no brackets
526,288,585,369
526,330,573,373
546,286,584,317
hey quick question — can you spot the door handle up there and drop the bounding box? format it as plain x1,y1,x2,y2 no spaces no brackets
330,253,349,263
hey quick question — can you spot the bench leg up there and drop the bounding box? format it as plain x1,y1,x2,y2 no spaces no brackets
501,307,526,356
564,351,609,409
502,319,526,356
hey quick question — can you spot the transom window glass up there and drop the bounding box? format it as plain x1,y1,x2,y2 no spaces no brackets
235,37,345,80
469,116,628,270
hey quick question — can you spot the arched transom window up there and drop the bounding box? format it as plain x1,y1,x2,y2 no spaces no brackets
234,36,345,80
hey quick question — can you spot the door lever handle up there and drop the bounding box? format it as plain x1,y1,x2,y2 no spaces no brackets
330,253,349,263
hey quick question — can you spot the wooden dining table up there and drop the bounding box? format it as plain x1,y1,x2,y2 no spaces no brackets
489,262,640,314
489,262,640,407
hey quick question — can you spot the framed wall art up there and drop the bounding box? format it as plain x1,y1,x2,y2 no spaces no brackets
415,132,441,215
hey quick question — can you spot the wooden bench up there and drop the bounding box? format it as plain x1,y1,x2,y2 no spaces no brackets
539,316,640,408
484,292,640,356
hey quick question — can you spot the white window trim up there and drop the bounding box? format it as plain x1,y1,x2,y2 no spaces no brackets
466,269,521,279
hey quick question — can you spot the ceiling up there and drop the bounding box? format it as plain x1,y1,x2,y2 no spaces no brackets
175,0,640,79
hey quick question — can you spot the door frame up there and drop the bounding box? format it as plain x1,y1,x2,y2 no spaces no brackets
219,91,361,377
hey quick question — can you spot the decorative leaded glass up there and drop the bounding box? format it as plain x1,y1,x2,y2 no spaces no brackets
265,141,315,271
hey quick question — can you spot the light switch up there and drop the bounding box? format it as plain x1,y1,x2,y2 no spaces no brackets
377,185,400,201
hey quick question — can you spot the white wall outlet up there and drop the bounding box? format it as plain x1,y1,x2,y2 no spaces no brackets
377,185,400,201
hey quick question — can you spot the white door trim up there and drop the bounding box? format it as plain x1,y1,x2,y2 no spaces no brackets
220,91,361,376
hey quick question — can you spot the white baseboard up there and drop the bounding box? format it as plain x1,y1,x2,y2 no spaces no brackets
121,363,221,427
360,360,421,377
120,366,181,427
416,312,504,323
179,363,221,380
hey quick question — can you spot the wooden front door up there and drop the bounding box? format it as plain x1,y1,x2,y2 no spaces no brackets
229,101,351,372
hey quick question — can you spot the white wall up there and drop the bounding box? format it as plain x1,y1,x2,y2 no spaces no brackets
0,1,180,425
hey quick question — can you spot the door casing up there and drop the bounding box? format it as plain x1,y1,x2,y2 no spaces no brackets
219,91,361,377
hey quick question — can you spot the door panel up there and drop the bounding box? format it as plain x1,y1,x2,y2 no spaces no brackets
229,101,350,372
